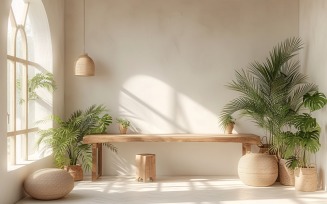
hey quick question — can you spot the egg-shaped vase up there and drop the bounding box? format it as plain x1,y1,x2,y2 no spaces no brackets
238,153,278,187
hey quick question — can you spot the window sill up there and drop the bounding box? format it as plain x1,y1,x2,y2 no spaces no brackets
7,160,37,172
7,155,53,172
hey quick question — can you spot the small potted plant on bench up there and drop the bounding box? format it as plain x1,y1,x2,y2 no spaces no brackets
116,118,130,134
219,114,235,134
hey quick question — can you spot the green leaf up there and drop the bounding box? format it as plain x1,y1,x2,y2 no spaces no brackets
303,91,327,112
37,104,116,170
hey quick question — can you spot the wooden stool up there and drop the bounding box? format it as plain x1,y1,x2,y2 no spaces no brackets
136,154,156,182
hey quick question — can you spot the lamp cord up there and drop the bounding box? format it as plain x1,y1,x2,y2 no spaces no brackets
83,0,85,54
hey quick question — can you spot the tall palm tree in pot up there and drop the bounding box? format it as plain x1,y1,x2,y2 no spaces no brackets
220,37,325,186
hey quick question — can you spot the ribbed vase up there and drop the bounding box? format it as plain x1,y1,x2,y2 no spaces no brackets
279,159,294,186
238,153,278,186
295,167,317,192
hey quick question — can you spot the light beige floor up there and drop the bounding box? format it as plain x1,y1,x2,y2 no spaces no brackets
17,176,327,204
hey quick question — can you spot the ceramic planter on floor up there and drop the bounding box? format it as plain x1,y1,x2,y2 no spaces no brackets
279,159,294,186
238,152,278,186
295,167,317,192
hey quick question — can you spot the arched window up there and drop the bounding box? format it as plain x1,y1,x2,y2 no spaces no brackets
7,0,54,166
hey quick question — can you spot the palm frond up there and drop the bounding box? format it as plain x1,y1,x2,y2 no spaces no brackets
37,104,116,170
220,37,325,168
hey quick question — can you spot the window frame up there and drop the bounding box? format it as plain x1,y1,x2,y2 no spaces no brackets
7,0,53,166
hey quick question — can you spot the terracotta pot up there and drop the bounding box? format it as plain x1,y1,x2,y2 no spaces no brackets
225,123,234,134
279,159,294,186
238,153,278,186
64,164,83,181
258,144,271,154
119,124,128,134
295,167,317,192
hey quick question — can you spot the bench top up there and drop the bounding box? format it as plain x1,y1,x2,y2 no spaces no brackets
83,133,261,144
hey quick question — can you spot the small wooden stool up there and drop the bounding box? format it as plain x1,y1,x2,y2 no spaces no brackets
136,154,156,182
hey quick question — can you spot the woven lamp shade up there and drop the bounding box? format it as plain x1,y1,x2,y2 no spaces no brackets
75,54,95,76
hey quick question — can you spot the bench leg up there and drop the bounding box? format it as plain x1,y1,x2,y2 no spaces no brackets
92,143,102,181
98,144,102,177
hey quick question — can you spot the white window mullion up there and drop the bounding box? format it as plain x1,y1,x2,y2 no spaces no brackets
22,63,28,161
22,3,29,28
8,0,53,166
23,26,29,160
10,62,17,165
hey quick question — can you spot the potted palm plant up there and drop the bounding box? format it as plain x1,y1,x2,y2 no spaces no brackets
220,37,317,150
220,37,322,187
37,104,117,181
219,114,235,134
282,91,327,191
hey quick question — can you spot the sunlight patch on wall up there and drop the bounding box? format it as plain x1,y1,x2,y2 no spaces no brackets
118,75,219,133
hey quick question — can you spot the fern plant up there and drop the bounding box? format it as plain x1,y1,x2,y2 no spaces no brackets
37,104,117,171
219,37,322,158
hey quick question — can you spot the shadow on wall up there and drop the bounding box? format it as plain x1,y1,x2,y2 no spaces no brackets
114,75,232,134
119,87,190,133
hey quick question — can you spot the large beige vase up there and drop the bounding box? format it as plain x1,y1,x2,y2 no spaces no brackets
24,168,74,200
238,153,278,186
279,159,294,186
295,167,317,192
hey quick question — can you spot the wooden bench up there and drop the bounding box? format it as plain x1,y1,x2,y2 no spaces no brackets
83,134,261,181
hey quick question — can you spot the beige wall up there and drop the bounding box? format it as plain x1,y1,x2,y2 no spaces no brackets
299,0,327,190
1,0,327,202
1,0,326,202
65,0,299,176
0,0,65,203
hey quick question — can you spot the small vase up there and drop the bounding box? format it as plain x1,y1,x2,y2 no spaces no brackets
225,123,234,134
119,124,128,134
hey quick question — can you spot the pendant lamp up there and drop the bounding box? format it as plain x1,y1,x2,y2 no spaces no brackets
75,0,95,76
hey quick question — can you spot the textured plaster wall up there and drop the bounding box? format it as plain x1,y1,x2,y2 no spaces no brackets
65,0,299,176
0,0,65,203
299,0,327,190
